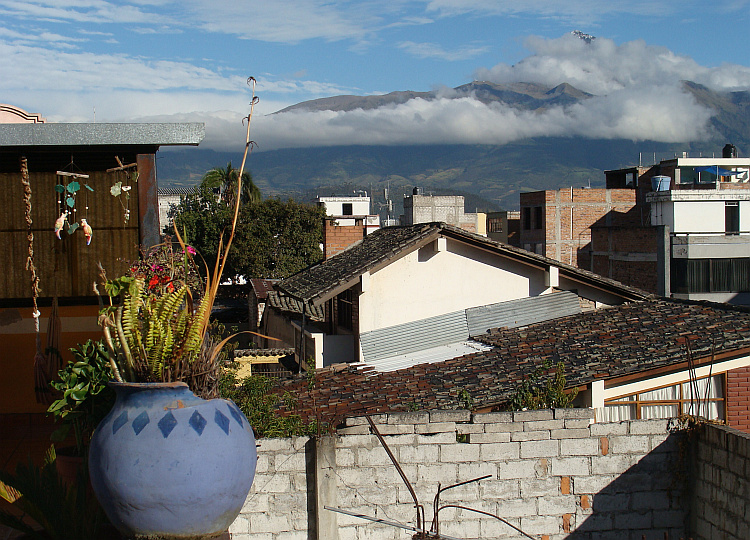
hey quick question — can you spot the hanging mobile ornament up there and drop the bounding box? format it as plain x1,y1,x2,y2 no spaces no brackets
80,179,94,245
107,156,138,223
55,157,89,237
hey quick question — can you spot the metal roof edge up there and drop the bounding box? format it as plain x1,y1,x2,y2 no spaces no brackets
0,122,205,147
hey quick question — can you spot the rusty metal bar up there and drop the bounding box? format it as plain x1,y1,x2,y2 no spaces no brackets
431,475,491,536
436,505,538,540
323,507,462,540
365,414,424,532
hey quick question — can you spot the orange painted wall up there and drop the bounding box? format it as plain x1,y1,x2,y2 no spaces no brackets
0,305,102,414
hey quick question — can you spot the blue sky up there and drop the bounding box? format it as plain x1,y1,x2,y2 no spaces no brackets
2,0,750,151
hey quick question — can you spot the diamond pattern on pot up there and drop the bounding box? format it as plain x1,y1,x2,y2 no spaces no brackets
158,411,178,438
228,404,245,427
132,411,150,435
215,409,230,435
112,411,128,435
189,410,207,435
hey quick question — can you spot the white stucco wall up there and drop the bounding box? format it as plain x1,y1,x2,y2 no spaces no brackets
650,192,750,234
357,237,549,333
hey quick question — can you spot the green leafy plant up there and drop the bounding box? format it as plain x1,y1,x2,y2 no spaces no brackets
93,77,260,399
505,361,578,411
219,370,318,438
0,446,106,539
47,340,115,456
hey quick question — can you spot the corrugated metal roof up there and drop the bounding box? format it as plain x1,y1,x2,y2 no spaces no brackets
355,340,493,373
360,309,468,362
466,290,581,335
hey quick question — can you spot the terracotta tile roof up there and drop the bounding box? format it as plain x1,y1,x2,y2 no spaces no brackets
250,278,278,300
273,298,750,427
277,222,650,306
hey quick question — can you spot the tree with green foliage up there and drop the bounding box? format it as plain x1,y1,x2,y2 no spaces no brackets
169,187,325,281
201,162,261,206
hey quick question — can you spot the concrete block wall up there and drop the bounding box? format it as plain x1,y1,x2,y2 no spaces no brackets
231,409,688,539
692,423,750,539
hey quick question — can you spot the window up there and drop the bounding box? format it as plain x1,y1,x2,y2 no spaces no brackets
342,203,353,216
488,218,504,233
671,258,750,293
337,289,354,330
603,375,725,422
534,206,543,230
522,208,531,230
726,201,739,235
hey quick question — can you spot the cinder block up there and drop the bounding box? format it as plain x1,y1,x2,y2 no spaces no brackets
374,423,415,435
629,419,670,435
590,422,628,436
520,477,559,498
555,408,595,419
469,432,511,444
551,428,592,440
485,421,523,433
398,444,439,464
564,418,594,429
538,495,577,515
496,460,537,479
440,443,480,463
511,430,550,442
337,425,371,435
248,513,292,534
550,457,590,476
613,511,652,530
430,409,471,423
479,441,520,461
473,411,514,423
497,498,538,518
524,419,565,431
573,474,616,494
519,514,559,535
520,439,559,458
560,438,600,456
513,410,554,422
388,411,429,424
415,422,456,434
609,435,649,454
456,423,485,435
591,454,635,475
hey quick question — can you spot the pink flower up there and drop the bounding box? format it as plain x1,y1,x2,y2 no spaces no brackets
186,246,197,255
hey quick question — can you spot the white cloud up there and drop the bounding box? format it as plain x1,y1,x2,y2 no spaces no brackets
165,84,712,152
475,33,750,93
0,0,157,24
398,41,489,61
423,0,672,23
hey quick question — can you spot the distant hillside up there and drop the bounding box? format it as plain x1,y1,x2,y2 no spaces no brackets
158,81,750,212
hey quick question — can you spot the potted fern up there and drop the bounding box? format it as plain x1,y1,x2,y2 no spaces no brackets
87,78,260,540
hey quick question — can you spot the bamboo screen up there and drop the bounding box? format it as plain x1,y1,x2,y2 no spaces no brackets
1,170,140,300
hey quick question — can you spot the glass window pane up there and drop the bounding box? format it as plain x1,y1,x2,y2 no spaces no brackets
640,385,677,401
642,404,679,419
602,404,635,422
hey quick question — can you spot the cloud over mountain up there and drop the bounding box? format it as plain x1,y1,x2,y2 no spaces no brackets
194,34,733,151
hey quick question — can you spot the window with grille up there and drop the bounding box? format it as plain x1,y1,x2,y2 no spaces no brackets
337,289,354,330
602,375,724,422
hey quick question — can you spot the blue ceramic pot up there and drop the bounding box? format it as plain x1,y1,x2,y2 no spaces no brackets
89,382,257,539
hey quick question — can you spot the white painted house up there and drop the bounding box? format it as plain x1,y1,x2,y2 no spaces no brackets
267,222,648,369
648,152,750,304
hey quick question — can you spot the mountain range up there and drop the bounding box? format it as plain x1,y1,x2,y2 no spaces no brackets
157,81,750,213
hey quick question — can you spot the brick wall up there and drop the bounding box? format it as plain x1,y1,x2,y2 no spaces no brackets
520,189,638,269
230,409,690,539
324,218,366,259
726,366,750,432
691,423,750,539
590,226,658,293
